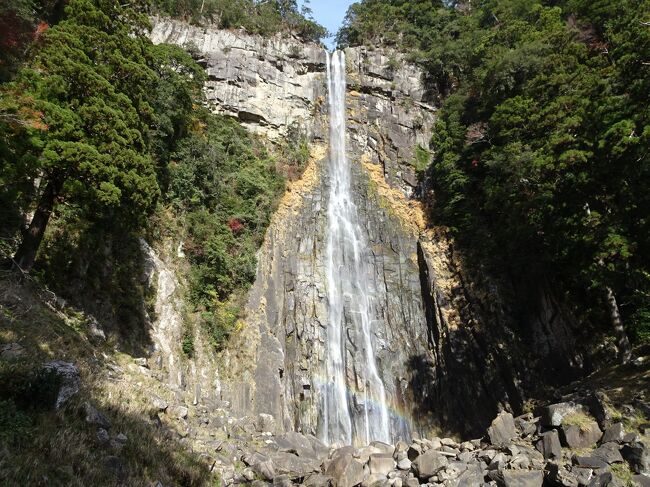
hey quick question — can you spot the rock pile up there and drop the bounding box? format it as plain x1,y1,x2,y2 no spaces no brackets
216,404,649,487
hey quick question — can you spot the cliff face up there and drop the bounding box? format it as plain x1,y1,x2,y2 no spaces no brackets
149,20,583,440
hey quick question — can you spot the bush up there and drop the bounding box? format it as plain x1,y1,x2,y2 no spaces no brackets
0,399,32,446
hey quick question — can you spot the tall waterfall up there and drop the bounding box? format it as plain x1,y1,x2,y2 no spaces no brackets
321,51,391,446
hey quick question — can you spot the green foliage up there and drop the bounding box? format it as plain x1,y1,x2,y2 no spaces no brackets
342,0,650,343
0,362,62,411
167,111,284,348
150,0,327,42
0,399,32,446
1,0,284,352
181,332,195,357
412,145,431,173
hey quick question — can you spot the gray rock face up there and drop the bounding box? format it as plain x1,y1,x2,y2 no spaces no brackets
150,18,327,141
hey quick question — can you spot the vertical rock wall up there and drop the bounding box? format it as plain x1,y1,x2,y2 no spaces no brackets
149,20,583,441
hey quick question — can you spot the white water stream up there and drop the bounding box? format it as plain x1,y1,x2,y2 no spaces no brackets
321,51,391,446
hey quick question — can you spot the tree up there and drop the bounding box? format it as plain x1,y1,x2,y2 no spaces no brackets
3,0,162,272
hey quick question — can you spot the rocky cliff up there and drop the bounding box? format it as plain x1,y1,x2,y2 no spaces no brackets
149,19,584,441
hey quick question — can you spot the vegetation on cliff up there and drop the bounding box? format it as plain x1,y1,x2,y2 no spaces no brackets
339,0,650,351
0,0,295,349
150,0,327,42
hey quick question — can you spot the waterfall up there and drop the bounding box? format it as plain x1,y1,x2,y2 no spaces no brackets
321,51,391,446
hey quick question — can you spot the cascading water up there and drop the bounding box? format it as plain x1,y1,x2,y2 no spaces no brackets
320,51,391,446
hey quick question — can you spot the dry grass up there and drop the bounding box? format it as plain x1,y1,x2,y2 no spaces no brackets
361,154,427,235
562,411,596,430
0,273,214,486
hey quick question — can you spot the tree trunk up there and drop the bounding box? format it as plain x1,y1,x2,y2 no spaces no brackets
604,284,632,364
12,179,60,273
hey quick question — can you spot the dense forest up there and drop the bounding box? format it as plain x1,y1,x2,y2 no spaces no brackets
0,0,314,349
340,0,650,349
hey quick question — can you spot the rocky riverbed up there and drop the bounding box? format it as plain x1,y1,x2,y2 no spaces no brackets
190,393,649,487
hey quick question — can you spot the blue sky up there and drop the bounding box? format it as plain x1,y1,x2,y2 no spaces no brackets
299,0,357,49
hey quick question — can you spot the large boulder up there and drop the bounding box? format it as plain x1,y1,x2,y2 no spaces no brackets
542,403,583,427
621,442,650,474
488,412,517,446
271,451,321,478
535,430,562,460
42,360,80,409
412,449,448,479
325,451,365,487
601,423,625,443
591,443,624,464
276,432,322,460
561,421,603,449
502,470,544,487
368,453,395,476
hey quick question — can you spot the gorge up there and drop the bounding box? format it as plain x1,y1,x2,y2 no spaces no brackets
147,18,586,443
0,1,648,485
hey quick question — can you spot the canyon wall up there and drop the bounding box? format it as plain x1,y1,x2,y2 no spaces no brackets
149,20,583,441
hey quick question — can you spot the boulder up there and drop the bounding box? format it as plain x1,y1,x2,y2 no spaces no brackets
302,473,333,487
325,451,365,487
369,441,395,456
601,423,625,443
273,474,294,487
42,361,80,409
545,463,580,487
632,475,650,487
573,455,609,469
151,396,168,412
592,443,624,464
271,451,321,478
407,444,422,461
276,432,318,459
96,428,110,445
535,430,562,460
586,472,612,487
412,449,448,479
83,402,111,429
621,442,650,474
368,453,395,476
488,412,517,447
404,478,419,487
561,421,603,449
396,458,411,471
134,357,148,368
502,470,543,487
542,403,583,427
253,460,276,481
361,473,386,487
455,464,485,487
